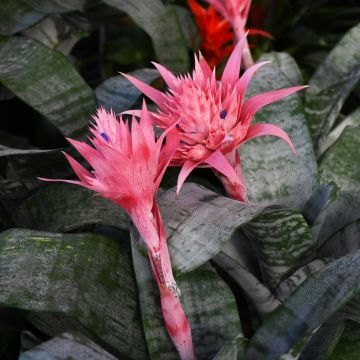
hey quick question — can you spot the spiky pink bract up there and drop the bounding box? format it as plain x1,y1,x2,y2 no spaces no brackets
123,36,306,202
40,103,196,360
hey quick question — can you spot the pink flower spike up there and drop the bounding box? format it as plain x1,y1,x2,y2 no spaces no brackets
124,32,307,202
243,123,297,154
221,32,247,87
120,72,166,108
40,103,196,360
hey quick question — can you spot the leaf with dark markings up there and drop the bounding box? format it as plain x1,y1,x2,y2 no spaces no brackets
244,207,315,289
19,332,118,360
95,69,159,114
0,36,97,138
246,251,360,360
242,57,317,208
212,333,245,360
103,0,189,72
13,183,128,232
305,23,360,155
317,126,360,244
0,229,147,359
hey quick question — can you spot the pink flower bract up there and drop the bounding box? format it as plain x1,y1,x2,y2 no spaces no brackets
123,35,306,202
40,103,196,360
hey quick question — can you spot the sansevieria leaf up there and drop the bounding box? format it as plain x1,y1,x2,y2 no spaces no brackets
242,57,317,208
0,229,147,359
103,0,189,72
305,23,360,155
0,36,97,138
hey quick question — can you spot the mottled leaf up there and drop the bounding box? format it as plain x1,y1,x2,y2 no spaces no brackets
246,250,360,360
103,0,189,72
131,227,242,360
305,23,360,154
0,36,97,138
242,58,317,208
19,332,117,360
95,69,159,114
260,52,304,87
0,145,56,157
212,333,245,360
320,107,360,156
0,229,147,359
13,183,128,232
317,126,360,243
244,207,315,289
0,0,44,35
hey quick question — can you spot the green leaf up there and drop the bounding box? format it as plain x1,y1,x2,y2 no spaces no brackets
19,332,118,360
0,36,97,138
130,227,242,360
0,0,44,35
95,69,159,114
319,107,360,156
0,145,56,157
212,333,245,360
213,251,280,317
260,52,304,87
103,0,189,72
0,229,147,359
299,321,345,360
27,0,86,13
317,126,360,243
158,184,267,273
329,321,360,360
242,58,317,208
13,183,128,232
305,23,360,154
246,250,360,360
318,220,360,259
244,207,315,289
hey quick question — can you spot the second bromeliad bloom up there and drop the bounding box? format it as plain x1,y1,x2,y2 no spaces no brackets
123,34,306,202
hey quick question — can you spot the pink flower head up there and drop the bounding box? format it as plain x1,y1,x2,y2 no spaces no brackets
40,103,196,360
204,0,255,68
122,35,306,202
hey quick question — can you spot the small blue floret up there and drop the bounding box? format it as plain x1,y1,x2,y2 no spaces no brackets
220,109,228,119
100,132,111,143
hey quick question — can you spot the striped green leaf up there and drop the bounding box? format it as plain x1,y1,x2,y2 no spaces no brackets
213,334,245,360
19,332,117,360
0,229,147,359
95,69,159,114
246,251,360,360
103,0,189,72
131,227,242,360
305,23,360,155
317,126,360,244
0,36,97,138
242,58,317,208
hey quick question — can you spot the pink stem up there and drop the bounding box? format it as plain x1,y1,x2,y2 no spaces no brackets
232,17,254,69
131,205,196,360
214,150,248,202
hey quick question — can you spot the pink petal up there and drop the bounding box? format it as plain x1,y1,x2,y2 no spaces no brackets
205,149,246,190
151,62,177,89
243,123,296,154
62,152,92,184
139,100,156,150
241,86,307,127
121,72,166,108
237,61,271,103
221,33,247,87
38,178,83,186
177,160,201,194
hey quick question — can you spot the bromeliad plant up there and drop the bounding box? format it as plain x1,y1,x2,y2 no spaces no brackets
1,1,360,359
123,35,305,202
41,103,196,360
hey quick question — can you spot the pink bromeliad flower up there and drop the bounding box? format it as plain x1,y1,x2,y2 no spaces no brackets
40,103,196,360
204,0,257,68
122,35,306,202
